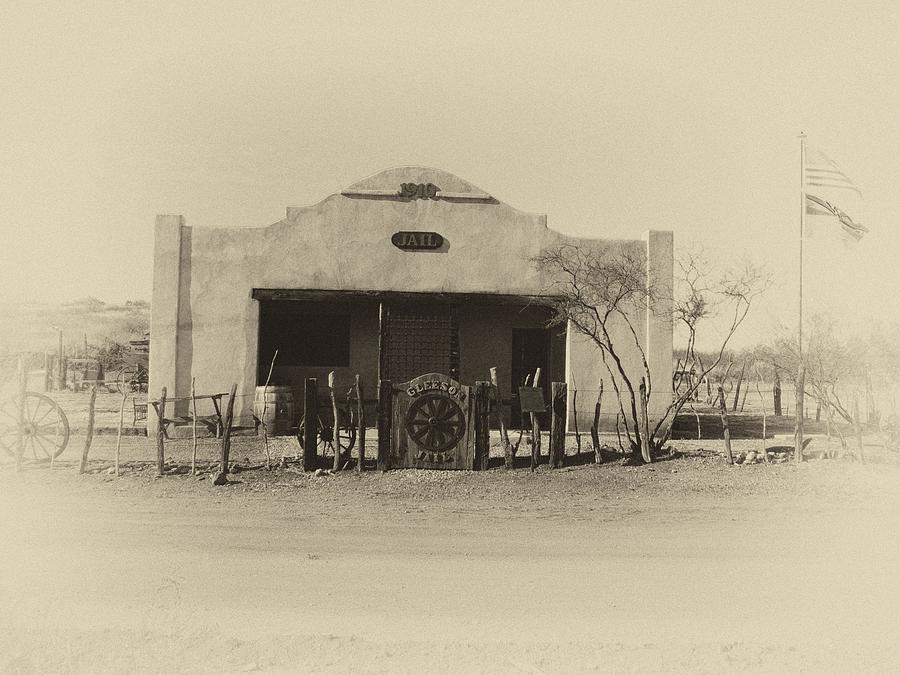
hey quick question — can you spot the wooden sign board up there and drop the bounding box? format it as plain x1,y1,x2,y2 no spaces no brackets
518,386,546,413
391,231,444,251
391,372,473,470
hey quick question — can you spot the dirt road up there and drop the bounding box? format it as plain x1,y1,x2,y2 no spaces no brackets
2,452,899,673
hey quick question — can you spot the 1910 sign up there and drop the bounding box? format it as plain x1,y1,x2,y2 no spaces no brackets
391,231,444,250
400,182,438,199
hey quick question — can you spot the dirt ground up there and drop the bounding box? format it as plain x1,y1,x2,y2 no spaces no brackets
2,431,900,674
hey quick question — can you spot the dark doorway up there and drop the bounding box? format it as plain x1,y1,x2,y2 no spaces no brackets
511,327,550,425
257,302,351,384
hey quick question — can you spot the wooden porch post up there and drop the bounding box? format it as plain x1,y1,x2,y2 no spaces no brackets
474,381,490,470
377,379,393,471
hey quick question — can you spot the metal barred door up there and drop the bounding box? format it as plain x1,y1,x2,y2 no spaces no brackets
381,304,459,383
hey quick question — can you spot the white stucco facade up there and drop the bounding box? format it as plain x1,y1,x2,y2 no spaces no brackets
149,167,673,432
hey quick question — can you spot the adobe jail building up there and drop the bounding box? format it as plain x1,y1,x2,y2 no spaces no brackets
149,167,673,431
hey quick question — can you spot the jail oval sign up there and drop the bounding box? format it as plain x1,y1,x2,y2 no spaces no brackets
391,231,444,251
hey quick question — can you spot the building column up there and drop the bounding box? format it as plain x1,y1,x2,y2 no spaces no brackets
148,214,185,434
643,230,674,418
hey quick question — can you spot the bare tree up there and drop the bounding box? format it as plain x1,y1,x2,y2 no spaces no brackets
771,315,862,430
534,244,653,461
534,245,768,462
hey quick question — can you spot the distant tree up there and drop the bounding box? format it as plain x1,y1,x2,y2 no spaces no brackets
663,251,769,445
770,315,863,428
95,338,130,371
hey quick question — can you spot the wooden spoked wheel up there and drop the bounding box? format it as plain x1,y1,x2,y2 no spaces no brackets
0,392,70,463
296,407,356,456
405,394,465,453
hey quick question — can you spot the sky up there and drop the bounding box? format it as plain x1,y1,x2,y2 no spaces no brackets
1,1,898,349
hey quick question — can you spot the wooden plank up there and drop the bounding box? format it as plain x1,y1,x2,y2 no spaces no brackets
303,378,318,472
156,387,167,476
356,375,365,473
474,381,490,470
377,379,392,471
549,381,566,469
79,386,97,474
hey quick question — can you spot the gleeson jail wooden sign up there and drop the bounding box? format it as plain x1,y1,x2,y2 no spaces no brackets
391,231,444,251
391,372,474,470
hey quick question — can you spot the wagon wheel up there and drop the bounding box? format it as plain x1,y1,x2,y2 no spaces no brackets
296,408,356,455
405,394,466,453
112,369,127,394
0,392,70,463
117,365,144,393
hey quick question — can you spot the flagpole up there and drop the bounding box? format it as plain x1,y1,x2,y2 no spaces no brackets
799,132,805,356
796,131,806,463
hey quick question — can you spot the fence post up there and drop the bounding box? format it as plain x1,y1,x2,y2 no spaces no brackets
16,357,26,472
853,393,865,464
214,383,238,484
57,330,64,392
474,381,490,470
591,379,603,464
377,379,392,471
303,378,318,472
794,368,805,464
530,367,542,470
79,386,97,474
115,389,126,476
489,368,513,468
639,378,652,464
716,384,734,465
355,375,365,472
190,377,198,475
156,387,167,476
550,381,566,468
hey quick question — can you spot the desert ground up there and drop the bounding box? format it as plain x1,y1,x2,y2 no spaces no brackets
1,389,899,672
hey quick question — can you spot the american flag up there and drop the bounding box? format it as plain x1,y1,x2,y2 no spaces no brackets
805,193,868,242
804,144,862,196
